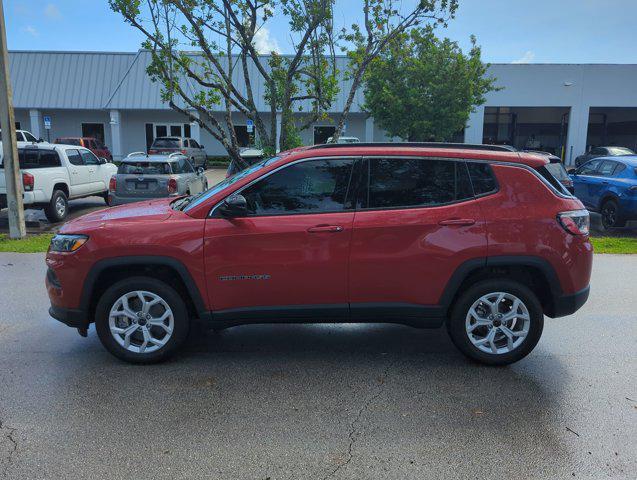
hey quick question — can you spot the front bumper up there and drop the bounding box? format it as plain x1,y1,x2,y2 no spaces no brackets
49,305,87,328
548,285,590,318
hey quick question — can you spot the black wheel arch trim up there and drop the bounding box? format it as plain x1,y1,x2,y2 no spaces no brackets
438,255,570,317
80,256,209,322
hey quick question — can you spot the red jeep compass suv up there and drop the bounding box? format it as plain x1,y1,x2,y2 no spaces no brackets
45,143,592,365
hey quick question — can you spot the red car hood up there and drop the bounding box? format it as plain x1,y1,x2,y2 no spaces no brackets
60,198,176,232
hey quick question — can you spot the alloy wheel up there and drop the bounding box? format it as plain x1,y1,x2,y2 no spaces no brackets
601,203,617,228
108,290,174,354
55,196,67,218
465,292,530,355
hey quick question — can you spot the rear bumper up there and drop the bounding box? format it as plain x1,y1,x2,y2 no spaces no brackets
548,285,590,318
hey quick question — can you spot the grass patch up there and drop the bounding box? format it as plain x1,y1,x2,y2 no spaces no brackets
590,236,637,254
0,233,53,253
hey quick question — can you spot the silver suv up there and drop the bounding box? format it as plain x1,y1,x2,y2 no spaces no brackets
148,137,207,168
108,153,208,205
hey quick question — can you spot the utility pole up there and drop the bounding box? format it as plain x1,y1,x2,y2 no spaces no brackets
0,0,25,238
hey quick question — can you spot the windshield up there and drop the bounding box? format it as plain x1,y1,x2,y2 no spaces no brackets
182,156,279,212
118,162,172,175
152,138,180,149
608,147,634,155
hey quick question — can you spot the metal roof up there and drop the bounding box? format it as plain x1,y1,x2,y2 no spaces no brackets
9,51,137,109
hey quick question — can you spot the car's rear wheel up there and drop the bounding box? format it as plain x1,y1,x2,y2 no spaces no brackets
44,189,68,223
600,199,626,230
447,279,544,366
95,277,190,364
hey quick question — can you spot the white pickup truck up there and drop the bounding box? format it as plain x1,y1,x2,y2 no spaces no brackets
0,143,117,222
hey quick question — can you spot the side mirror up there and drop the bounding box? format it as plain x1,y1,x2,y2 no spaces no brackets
218,194,248,218
99,157,108,164
199,145,205,149
38,138,44,143
197,166,205,175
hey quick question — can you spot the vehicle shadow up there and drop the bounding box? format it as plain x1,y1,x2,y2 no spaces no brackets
41,323,572,479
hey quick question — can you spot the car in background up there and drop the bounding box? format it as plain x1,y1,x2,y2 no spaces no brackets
571,156,637,229
226,147,265,178
148,137,207,169
524,151,574,194
326,136,360,144
574,146,634,168
54,137,112,161
0,128,44,144
0,144,116,222
107,152,208,206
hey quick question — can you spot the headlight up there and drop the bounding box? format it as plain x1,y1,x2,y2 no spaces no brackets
49,234,88,252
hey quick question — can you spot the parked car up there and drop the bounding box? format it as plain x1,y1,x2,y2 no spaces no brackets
46,143,591,365
226,147,265,177
0,144,116,222
571,156,637,229
108,153,208,206
54,137,112,161
524,151,574,194
574,146,634,168
0,128,44,144
148,137,207,168
326,136,360,144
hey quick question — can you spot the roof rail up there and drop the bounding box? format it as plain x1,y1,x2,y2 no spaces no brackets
126,151,147,158
308,142,518,153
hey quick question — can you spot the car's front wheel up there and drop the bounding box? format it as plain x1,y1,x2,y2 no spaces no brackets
446,279,544,366
95,277,190,363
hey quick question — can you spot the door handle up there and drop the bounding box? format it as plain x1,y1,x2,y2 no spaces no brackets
307,225,344,233
602,181,609,185
438,218,476,226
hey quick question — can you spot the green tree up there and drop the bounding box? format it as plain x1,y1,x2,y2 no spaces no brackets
363,28,498,142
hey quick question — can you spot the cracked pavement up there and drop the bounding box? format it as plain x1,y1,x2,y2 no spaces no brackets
0,253,636,479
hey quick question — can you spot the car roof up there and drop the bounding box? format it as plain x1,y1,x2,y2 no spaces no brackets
274,144,549,169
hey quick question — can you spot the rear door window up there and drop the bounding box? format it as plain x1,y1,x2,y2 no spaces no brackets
365,158,474,209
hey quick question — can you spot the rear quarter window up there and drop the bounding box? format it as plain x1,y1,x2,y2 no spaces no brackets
466,162,498,196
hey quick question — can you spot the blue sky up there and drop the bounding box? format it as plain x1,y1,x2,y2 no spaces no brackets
5,0,637,63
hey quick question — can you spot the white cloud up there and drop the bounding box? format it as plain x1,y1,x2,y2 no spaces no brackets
44,3,61,20
512,51,536,64
253,27,280,54
23,25,39,37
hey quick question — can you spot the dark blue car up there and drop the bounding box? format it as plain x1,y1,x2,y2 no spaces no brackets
571,156,637,229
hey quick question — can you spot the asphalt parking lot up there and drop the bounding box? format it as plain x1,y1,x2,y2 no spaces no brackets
0,254,635,479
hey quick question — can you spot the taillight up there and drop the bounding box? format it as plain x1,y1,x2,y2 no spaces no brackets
167,178,177,194
148,149,158,154
22,172,34,191
109,176,117,192
180,149,187,154
557,209,589,235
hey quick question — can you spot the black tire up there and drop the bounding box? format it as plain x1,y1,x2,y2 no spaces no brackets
95,277,190,364
446,279,544,366
600,199,626,230
44,189,69,223
100,191,112,206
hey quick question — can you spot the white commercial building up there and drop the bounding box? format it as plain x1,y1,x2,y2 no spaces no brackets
9,50,637,165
